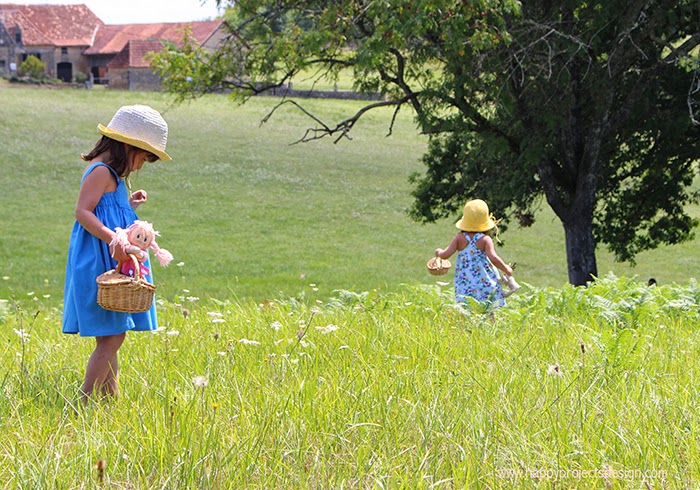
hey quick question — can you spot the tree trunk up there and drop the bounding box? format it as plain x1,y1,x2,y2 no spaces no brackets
562,217,598,286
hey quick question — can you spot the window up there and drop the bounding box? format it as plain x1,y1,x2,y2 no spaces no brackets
61,47,68,55
15,30,21,44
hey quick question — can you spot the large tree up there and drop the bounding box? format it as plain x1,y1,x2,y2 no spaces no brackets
150,0,700,285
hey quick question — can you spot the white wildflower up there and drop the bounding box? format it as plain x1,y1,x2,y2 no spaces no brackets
270,321,282,331
316,324,339,334
166,330,180,336
211,318,225,324
239,338,261,346
177,262,185,267
186,296,200,302
192,375,208,388
207,312,223,318
13,329,30,341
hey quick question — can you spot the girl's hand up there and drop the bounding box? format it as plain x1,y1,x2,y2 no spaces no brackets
435,248,444,258
129,189,148,209
110,240,129,264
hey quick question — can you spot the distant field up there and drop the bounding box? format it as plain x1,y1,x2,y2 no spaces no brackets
0,85,698,305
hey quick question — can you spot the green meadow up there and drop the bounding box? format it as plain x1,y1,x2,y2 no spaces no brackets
0,86,699,488
1,277,699,488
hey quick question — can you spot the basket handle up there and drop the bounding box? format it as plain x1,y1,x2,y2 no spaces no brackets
115,254,142,280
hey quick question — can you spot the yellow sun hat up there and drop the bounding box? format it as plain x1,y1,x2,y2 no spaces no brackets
97,105,171,161
455,199,499,232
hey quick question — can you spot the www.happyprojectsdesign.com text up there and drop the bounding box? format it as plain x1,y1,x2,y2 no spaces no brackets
497,467,667,483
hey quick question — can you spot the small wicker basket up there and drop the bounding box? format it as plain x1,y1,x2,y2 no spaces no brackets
96,254,155,313
427,257,451,276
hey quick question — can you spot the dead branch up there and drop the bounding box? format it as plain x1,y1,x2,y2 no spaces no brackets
259,94,417,144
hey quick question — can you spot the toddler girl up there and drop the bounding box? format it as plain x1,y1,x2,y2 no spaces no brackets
62,104,172,403
435,199,518,308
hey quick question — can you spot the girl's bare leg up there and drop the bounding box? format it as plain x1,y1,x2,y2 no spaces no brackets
80,332,126,403
101,349,120,398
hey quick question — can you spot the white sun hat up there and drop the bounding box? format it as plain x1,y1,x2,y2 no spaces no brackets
97,105,172,161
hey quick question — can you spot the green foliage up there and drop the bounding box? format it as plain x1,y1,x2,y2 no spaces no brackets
0,277,698,487
18,55,46,80
73,72,88,84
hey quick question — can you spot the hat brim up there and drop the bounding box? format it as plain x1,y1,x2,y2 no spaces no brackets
455,218,496,232
98,124,172,161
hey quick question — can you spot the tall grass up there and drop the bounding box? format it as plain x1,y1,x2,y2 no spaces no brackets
0,276,698,488
1,85,699,308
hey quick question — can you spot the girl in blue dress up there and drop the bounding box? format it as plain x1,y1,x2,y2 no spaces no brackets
435,199,516,309
62,105,172,403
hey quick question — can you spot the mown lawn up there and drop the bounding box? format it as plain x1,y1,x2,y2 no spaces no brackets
0,85,698,306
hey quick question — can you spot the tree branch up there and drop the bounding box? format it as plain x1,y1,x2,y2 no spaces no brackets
260,95,418,144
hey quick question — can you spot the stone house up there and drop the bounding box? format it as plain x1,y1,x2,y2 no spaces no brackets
0,3,224,90
0,4,101,81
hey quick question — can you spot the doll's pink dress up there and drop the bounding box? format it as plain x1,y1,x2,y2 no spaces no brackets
62,162,157,336
453,232,505,308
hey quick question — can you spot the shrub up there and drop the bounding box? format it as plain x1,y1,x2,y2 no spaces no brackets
18,55,46,80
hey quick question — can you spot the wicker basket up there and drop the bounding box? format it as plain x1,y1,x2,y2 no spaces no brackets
96,254,155,313
427,257,451,276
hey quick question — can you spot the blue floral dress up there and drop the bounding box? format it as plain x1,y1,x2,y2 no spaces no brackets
62,162,157,337
453,232,505,308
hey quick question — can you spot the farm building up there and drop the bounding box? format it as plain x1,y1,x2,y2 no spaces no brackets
0,3,223,90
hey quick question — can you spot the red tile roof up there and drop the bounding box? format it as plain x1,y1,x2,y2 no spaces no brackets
108,39,165,68
0,3,102,46
85,20,222,55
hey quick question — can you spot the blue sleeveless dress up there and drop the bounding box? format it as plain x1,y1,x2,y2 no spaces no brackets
453,232,505,308
62,162,158,336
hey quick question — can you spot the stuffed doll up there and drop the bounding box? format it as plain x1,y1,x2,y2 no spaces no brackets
109,220,173,278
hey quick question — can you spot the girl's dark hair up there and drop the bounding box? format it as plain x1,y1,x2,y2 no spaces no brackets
81,136,157,178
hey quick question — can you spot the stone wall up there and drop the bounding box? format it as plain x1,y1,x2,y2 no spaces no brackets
255,83,384,101
127,68,162,91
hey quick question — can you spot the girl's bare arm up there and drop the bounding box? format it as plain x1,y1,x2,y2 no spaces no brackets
479,235,513,276
436,234,464,259
74,166,127,262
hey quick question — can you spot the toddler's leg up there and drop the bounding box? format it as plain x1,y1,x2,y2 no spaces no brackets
81,332,126,403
